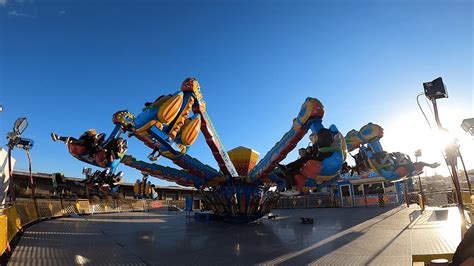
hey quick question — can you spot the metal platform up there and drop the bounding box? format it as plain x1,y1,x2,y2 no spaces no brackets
8,206,461,265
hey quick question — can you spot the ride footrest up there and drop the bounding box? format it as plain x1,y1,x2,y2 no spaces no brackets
300,217,314,224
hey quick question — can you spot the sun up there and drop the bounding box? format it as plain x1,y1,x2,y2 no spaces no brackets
381,109,474,177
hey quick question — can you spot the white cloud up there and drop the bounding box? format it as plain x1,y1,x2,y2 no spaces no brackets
0,0,7,7
58,10,65,16
8,10,36,18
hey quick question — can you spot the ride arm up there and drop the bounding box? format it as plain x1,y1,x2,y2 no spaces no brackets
181,78,239,177
172,154,223,181
102,124,124,147
249,98,325,180
121,155,207,188
193,108,239,177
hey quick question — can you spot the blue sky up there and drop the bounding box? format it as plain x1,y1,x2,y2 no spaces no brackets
1,0,472,185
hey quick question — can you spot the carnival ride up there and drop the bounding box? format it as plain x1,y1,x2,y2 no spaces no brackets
345,123,440,180
52,77,438,221
78,168,124,197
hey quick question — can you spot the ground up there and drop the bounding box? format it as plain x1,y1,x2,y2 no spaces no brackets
8,205,461,265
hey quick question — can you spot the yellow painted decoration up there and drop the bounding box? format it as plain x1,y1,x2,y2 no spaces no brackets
161,144,187,158
298,101,314,126
113,111,135,126
0,215,7,254
168,97,194,139
181,78,206,112
157,93,184,124
156,122,163,130
301,187,315,193
359,123,384,142
181,78,203,102
345,129,363,152
341,135,348,160
2,206,22,242
228,146,260,176
332,132,348,160
312,174,337,182
293,98,324,129
181,116,201,146
135,120,158,134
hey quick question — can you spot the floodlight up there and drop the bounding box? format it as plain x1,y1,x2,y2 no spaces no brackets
423,77,448,100
461,118,474,136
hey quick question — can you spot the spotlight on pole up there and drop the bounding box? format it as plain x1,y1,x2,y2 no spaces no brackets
415,149,422,158
423,77,448,100
461,118,474,136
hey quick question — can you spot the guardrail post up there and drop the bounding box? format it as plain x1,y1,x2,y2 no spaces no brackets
419,194,425,212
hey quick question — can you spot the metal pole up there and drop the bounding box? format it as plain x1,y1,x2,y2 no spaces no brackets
431,99,467,236
404,181,409,207
415,153,425,203
25,150,35,197
457,149,472,195
7,147,15,203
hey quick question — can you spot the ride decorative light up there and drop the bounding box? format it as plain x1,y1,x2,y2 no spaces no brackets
423,77,448,100
461,118,474,136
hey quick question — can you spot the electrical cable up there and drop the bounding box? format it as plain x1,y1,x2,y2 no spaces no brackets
416,93,454,192
417,93,433,129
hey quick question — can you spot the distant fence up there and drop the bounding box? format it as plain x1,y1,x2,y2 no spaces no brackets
0,198,185,256
276,193,404,209
276,194,334,208
422,190,473,208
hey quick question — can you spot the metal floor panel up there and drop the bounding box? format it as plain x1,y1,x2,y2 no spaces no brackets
9,206,460,265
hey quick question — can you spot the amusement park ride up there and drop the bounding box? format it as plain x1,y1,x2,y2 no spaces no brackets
52,78,440,222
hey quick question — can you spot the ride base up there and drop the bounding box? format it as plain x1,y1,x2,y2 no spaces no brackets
199,184,280,223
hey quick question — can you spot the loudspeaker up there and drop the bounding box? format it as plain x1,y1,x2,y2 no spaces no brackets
423,77,448,100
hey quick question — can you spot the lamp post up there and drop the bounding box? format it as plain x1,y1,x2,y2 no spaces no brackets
6,118,35,202
423,77,467,237
461,118,474,136
460,118,473,194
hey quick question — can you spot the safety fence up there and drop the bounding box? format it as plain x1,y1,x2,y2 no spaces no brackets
404,192,422,206
0,198,182,256
408,190,473,225
424,190,458,207
276,193,404,209
417,189,473,208
276,194,334,208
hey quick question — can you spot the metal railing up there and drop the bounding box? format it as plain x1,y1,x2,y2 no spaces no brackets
275,194,334,209
0,198,182,256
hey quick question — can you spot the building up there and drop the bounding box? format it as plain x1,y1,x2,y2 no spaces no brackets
336,172,404,207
